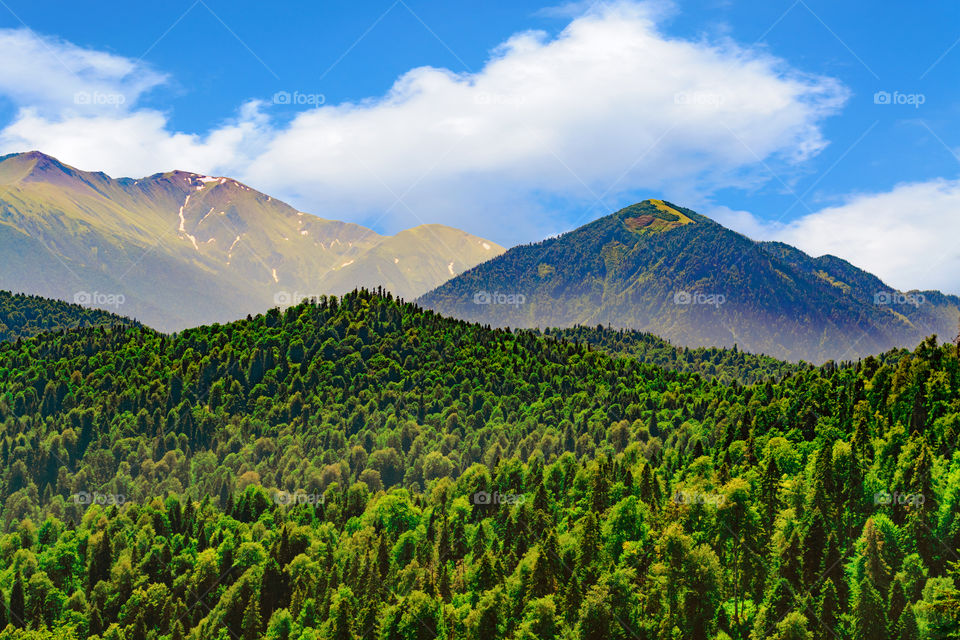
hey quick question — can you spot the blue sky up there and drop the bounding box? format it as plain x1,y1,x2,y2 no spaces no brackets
1,1,959,292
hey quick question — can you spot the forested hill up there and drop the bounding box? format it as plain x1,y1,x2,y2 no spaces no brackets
0,289,135,342
536,325,806,384
418,199,960,364
0,290,958,639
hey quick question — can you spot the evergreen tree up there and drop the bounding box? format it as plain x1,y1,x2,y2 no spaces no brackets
895,605,919,640
242,592,262,640
815,579,839,640
9,574,24,627
853,578,886,640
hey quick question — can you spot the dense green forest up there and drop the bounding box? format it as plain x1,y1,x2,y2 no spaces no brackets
0,289,958,639
536,325,807,384
0,291,133,343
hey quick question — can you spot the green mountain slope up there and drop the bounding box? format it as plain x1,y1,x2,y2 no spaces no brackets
0,290,958,638
0,151,503,330
418,199,960,363
538,324,805,384
0,289,134,342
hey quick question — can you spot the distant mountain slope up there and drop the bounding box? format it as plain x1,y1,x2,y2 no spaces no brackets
0,151,503,330
319,224,502,300
0,289,134,342
536,324,804,384
419,199,960,363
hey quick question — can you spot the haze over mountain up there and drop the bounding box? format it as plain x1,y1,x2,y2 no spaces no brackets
419,199,960,363
0,151,504,330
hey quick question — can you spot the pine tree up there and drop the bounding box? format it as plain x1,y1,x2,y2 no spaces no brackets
529,544,557,599
886,578,906,636
802,509,828,592
810,440,835,516
242,593,261,640
9,574,24,627
438,563,452,602
88,532,112,589
760,456,781,533
895,604,919,640
328,591,354,640
863,519,891,592
853,578,886,640
815,579,839,640
906,441,937,566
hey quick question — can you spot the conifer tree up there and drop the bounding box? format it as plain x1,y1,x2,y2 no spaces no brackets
895,605,919,640
8,574,24,627
815,579,839,640
853,578,886,640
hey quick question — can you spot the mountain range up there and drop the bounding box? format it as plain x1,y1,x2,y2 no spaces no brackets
419,199,960,363
3,152,957,363
0,151,504,331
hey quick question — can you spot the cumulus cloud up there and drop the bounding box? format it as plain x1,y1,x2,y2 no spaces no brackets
0,2,847,244
767,179,960,294
0,28,165,115
0,102,270,179
242,2,846,237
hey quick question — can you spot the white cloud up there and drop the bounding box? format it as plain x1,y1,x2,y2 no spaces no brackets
767,179,960,294
0,2,846,244
0,102,269,179
0,28,165,115
242,2,846,238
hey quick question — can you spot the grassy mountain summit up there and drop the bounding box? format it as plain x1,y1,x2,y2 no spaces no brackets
0,151,504,331
418,199,959,363
0,289,958,638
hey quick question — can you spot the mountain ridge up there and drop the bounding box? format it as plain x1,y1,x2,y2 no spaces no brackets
0,151,504,330
418,199,960,363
